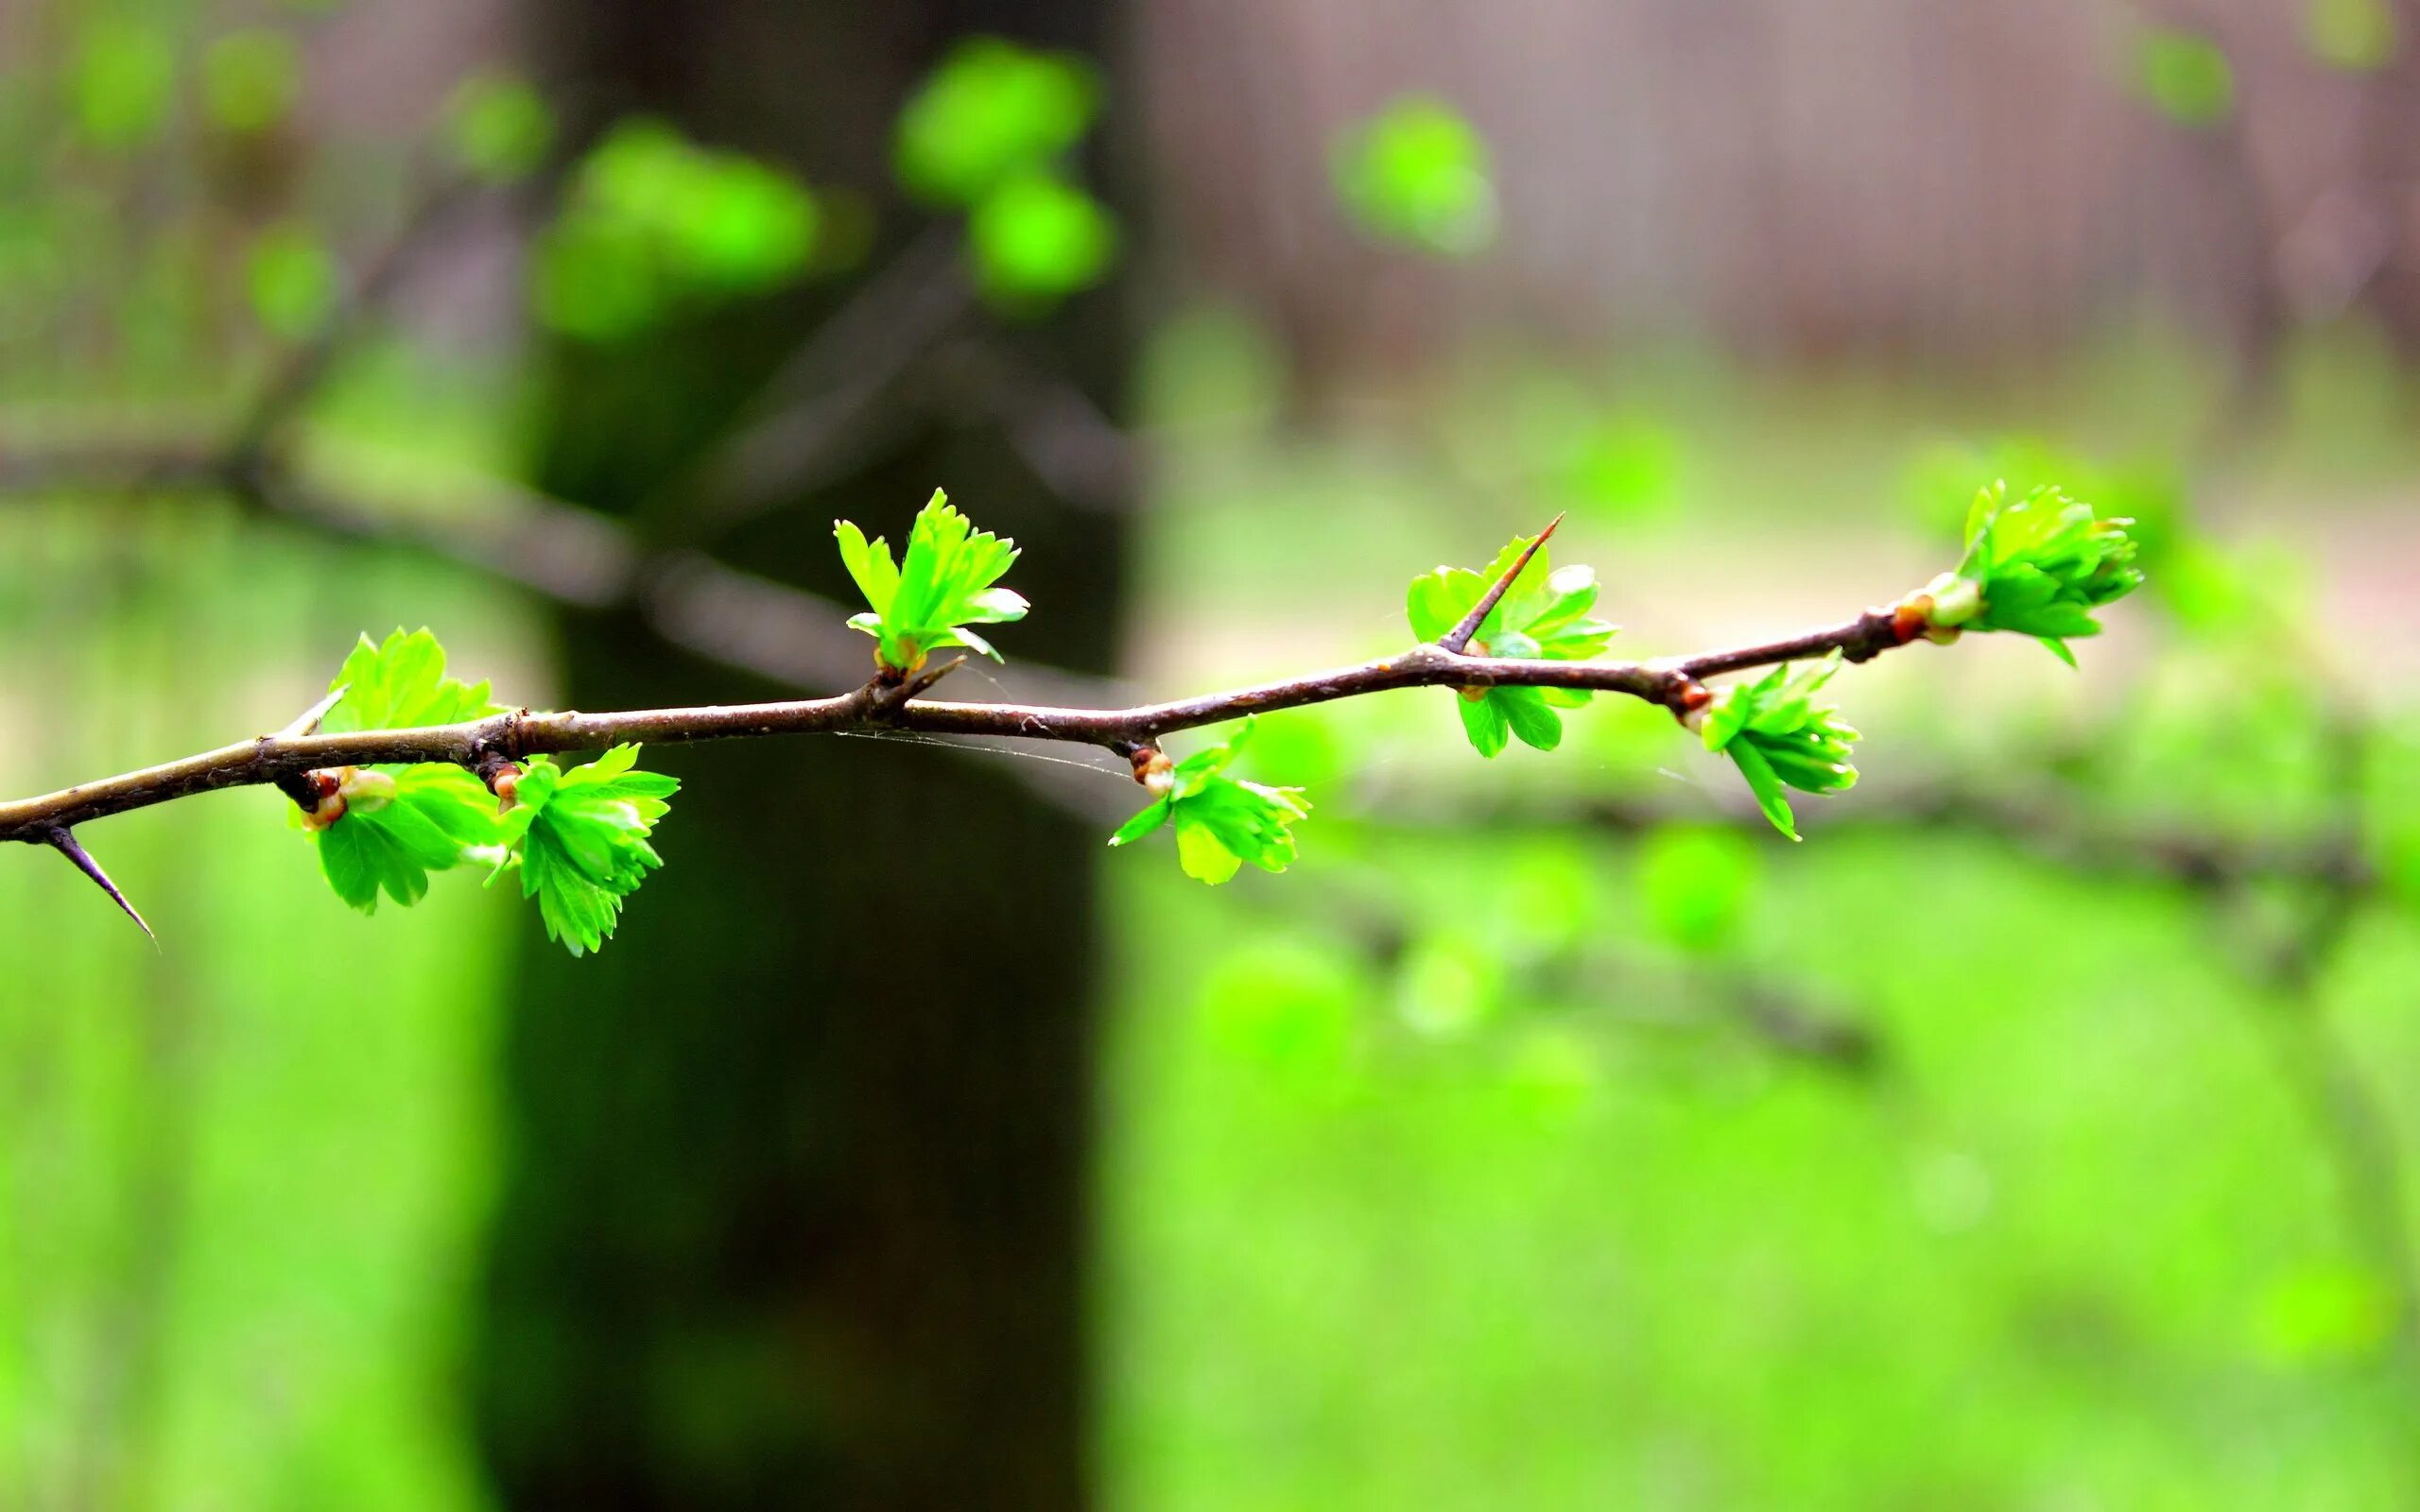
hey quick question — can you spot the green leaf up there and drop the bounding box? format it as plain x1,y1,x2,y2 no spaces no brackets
1726,740,1798,842
492,745,680,956
834,490,1028,674
1498,686,1563,752
302,632,508,914
1697,654,1860,840
315,766,499,914
1107,718,1312,885
1108,796,1174,847
1458,695,1511,758
320,627,500,733
893,38,1100,207
1333,95,1497,257
1407,532,1618,757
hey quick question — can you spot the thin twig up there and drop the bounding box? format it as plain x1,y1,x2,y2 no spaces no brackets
0,610,1933,844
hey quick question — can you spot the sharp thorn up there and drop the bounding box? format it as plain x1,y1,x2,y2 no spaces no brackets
44,827,155,940
278,683,348,739
901,655,968,700
1439,512,1566,655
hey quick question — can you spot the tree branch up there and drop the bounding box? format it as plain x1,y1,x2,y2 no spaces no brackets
0,606,1932,845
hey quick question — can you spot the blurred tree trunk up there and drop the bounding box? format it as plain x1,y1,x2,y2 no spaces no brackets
471,4,1131,1508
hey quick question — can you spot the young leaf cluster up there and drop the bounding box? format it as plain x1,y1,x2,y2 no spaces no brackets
311,629,504,911
1925,483,2144,664
835,488,1028,673
488,747,679,956
298,629,680,955
1110,718,1313,885
1406,534,1617,756
1696,654,1860,841
318,765,500,912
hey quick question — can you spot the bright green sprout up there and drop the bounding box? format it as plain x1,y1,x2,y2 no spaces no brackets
298,630,680,954
487,746,680,957
320,627,499,731
306,629,505,911
1697,653,1860,842
1110,717,1313,885
835,489,1028,674
1919,481,2145,666
1406,533,1618,757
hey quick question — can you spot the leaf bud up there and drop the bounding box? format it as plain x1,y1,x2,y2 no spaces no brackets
337,766,396,815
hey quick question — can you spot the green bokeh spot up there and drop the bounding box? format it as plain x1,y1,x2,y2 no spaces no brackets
894,37,1100,207
1334,95,1498,257
203,29,300,135
968,170,1118,308
2137,28,2235,128
74,21,177,150
446,75,554,183
2308,0,2397,71
247,222,339,339
1636,824,1761,954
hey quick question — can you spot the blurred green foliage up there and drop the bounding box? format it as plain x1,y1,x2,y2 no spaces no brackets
967,168,1118,306
2136,28,2237,128
534,121,818,342
444,75,554,184
1636,825,1761,954
893,37,1100,208
246,220,339,338
1333,96,1498,257
72,20,177,151
0,516,519,1512
893,38,1119,311
200,29,300,136
2308,0,2398,72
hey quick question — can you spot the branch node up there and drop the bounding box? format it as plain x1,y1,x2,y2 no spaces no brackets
1669,677,1713,730
865,655,966,719
1439,512,1564,656
44,827,154,939
1125,742,1171,789
475,750,525,807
